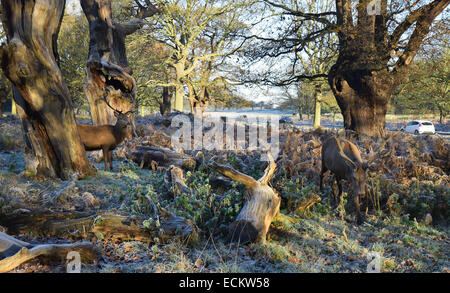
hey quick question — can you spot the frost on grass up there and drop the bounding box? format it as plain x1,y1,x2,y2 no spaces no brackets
0,115,448,272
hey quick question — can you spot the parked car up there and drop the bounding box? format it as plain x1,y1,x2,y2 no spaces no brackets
401,120,435,135
279,116,293,124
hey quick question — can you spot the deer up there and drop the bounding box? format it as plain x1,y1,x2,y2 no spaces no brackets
77,98,134,171
319,136,369,225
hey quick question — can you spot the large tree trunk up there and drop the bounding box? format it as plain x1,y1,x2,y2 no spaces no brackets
174,79,185,112
80,0,158,125
328,66,395,137
0,0,94,179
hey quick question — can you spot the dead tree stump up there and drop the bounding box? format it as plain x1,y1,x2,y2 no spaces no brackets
214,152,281,243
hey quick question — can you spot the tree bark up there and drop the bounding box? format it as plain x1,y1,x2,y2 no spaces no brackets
328,66,395,137
80,0,158,125
174,77,185,112
0,0,95,179
159,87,172,115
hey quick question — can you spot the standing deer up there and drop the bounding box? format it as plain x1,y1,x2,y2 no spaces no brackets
319,136,369,224
77,99,134,171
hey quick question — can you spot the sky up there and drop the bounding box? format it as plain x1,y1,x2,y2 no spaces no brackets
67,0,82,15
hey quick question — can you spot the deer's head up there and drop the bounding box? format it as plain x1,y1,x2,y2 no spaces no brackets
103,96,135,140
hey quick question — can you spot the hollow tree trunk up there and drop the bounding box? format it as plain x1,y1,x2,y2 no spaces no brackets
80,0,157,125
0,0,94,179
328,63,397,137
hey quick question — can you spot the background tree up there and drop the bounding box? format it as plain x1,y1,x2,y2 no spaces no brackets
292,0,337,128
58,11,90,114
147,0,250,112
0,0,94,179
278,84,314,119
0,20,11,115
393,45,449,123
127,34,174,115
245,0,449,136
184,2,250,115
0,72,11,115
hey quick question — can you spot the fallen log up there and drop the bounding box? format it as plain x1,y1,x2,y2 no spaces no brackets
90,211,197,243
0,232,97,273
0,209,197,245
0,210,92,235
126,146,196,170
213,151,281,244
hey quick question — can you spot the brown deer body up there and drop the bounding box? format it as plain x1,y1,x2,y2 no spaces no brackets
320,136,368,224
78,111,133,171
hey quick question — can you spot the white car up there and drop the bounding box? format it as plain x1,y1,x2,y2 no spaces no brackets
401,120,435,135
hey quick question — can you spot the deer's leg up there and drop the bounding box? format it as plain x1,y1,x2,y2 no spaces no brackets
354,193,364,225
330,176,337,208
102,147,108,171
336,177,343,208
319,165,327,192
108,151,113,171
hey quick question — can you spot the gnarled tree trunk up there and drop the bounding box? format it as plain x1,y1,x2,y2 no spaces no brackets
328,66,396,137
80,0,158,125
328,0,449,137
0,0,94,179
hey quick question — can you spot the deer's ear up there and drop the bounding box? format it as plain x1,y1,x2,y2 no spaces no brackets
114,111,120,118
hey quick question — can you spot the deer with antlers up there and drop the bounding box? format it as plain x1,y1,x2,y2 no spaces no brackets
77,97,134,171
319,136,370,225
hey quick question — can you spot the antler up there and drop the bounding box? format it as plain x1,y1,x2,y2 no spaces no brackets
366,138,387,164
334,137,357,168
100,91,122,115
100,89,135,116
